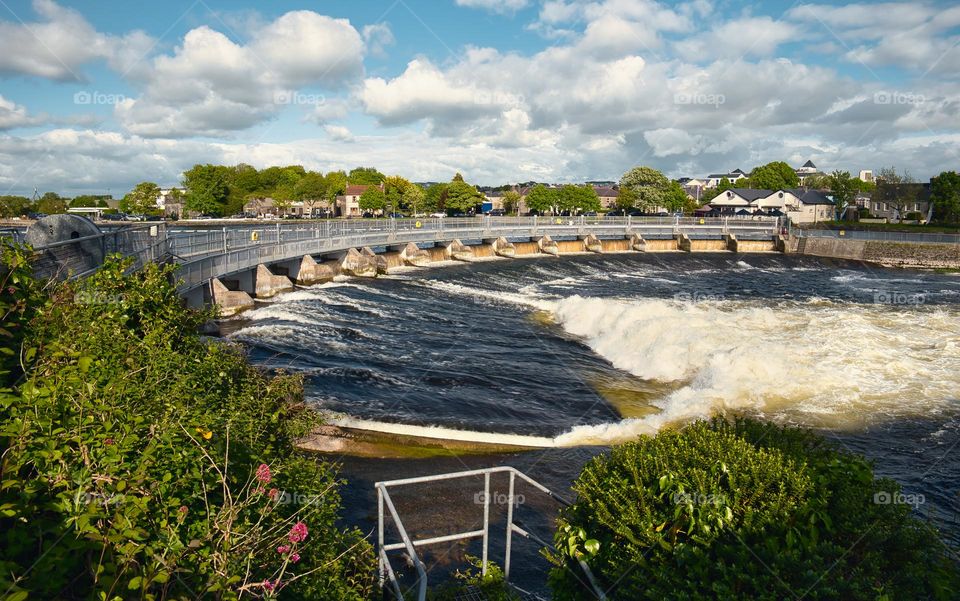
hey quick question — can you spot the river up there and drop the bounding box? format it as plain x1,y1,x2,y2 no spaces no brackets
221,252,960,594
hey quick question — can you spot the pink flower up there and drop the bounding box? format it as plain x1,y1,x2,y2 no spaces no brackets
268,488,279,500
178,505,188,514
289,553,300,564
277,545,290,554
262,580,275,592
104,438,114,446
256,463,272,484
288,521,308,543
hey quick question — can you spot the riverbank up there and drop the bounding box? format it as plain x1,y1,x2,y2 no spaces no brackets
788,235,960,269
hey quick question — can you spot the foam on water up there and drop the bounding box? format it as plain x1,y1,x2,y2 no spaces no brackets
548,295,960,444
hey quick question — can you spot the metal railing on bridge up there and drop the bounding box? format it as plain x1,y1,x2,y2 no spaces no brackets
27,223,169,281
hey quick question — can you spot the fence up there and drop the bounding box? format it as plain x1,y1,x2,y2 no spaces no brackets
30,223,168,281
376,466,605,601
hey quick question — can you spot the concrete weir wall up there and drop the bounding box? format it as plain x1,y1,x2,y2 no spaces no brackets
205,231,789,316
793,236,960,268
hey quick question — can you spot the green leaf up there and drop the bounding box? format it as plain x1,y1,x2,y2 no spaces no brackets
584,539,600,555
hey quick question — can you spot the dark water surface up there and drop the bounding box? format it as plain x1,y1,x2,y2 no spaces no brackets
223,253,960,593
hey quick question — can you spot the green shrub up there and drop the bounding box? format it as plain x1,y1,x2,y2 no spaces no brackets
0,247,375,599
548,417,959,600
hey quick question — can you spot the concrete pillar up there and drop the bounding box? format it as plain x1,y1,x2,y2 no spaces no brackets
535,235,559,256
677,233,692,252
210,278,254,317
443,239,475,261
297,255,337,285
629,233,646,252
724,233,739,252
361,247,389,275
487,236,516,258
581,234,603,253
399,242,431,266
255,264,294,298
340,248,378,277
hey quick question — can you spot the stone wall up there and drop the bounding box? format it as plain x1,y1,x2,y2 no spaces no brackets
792,236,960,269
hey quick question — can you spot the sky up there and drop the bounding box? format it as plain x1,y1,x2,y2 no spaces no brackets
0,0,958,196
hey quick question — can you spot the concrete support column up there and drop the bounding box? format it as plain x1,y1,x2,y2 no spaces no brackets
443,239,475,261
399,241,431,266
361,247,389,274
535,235,559,256
297,255,337,285
724,233,739,252
677,233,692,252
629,233,646,252
488,236,516,258
210,278,254,317
340,248,378,277
255,264,294,298
581,234,603,253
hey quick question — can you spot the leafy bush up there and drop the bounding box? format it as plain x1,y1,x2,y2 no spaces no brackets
0,246,375,599
548,418,959,600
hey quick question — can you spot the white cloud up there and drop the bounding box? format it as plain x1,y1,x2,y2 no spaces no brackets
324,124,354,142
115,11,364,137
0,0,153,81
0,95,45,129
363,23,396,58
674,17,802,60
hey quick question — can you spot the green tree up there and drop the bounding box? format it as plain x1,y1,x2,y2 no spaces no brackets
324,170,347,203
619,166,671,211
558,185,601,213
405,183,425,215
525,184,559,214
445,180,484,212
120,182,161,215
716,177,736,193
663,181,692,213
615,186,638,210
383,175,412,214
424,183,448,213
549,417,960,600
182,164,230,216
749,161,799,190
930,170,960,223
876,166,917,222
348,166,385,185
358,187,386,212
502,190,522,215
826,170,858,216
0,195,34,217
68,195,102,208
36,192,67,214
294,171,328,217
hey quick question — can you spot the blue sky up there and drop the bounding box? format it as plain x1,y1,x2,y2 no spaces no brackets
0,0,958,195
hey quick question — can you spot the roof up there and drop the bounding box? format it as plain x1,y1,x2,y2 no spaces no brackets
706,171,747,179
344,184,377,195
785,188,834,205
593,186,618,197
724,188,770,202
801,159,816,168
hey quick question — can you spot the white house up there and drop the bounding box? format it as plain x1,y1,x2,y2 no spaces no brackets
710,187,834,223
703,169,748,188
336,184,383,217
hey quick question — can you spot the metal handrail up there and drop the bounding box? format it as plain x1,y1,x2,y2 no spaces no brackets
375,466,604,601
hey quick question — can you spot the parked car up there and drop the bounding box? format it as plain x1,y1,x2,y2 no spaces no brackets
583,211,597,217
388,212,405,219
606,210,625,217
100,212,125,221
487,209,506,216
429,212,446,218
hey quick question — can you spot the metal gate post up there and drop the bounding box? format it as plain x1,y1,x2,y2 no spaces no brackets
378,487,385,587
482,472,491,576
504,470,515,580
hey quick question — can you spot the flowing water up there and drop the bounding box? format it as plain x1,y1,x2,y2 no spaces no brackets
221,253,960,591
